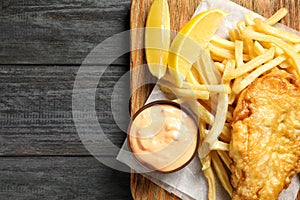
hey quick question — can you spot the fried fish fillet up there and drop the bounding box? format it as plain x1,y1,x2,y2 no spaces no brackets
229,70,300,200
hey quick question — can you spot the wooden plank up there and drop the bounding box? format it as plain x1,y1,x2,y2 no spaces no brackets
130,0,202,199
0,156,132,200
130,0,202,115
129,0,300,200
0,64,129,155
0,0,131,65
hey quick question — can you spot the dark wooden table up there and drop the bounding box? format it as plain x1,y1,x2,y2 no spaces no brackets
0,0,133,199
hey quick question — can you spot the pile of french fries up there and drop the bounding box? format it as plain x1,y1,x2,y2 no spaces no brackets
207,8,300,199
210,7,300,199
160,8,300,200
210,8,300,99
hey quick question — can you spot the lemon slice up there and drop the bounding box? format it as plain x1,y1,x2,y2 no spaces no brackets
168,9,227,87
145,0,170,79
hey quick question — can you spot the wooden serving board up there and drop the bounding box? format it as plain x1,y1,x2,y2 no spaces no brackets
129,0,300,199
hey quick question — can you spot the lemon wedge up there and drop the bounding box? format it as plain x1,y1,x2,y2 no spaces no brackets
145,0,170,79
168,9,227,87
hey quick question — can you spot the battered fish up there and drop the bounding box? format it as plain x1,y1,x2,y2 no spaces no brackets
229,70,300,200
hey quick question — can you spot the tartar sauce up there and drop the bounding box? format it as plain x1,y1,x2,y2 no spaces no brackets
128,103,198,172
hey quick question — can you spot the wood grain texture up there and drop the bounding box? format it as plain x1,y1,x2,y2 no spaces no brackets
130,0,201,199
0,64,129,155
0,0,133,199
0,0,131,65
0,156,132,200
129,0,300,199
130,0,202,115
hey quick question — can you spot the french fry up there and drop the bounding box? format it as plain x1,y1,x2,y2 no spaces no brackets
264,8,288,26
243,54,251,61
295,43,300,52
215,62,225,73
279,61,290,69
186,70,201,85
201,155,216,200
222,60,236,104
217,150,232,170
209,43,250,62
228,92,237,105
239,16,256,58
185,100,214,124
278,44,300,69
210,53,226,62
253,41,266,55
223,59,236,81
254,18,300,43
172,87,210,99
211,151,233,197
260,41,285,56
220,125,231,143
229,48,275,79
191,63,207,84
235,40,244,67
211,141,229,151
243,37,255,59
182,81,231,94
209,43,235,60
231,72,249,93
211,35,235,51
273,46,284,57
244,12,255,26
232,55,286,93
226,110,233,122
237,20,246,33
203,167,216,200
229,29,240,41
242,28,300,76
158,80,210,99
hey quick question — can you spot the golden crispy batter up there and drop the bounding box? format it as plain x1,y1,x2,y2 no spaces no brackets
229,70,300,200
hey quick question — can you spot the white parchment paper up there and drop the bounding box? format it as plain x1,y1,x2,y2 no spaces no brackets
117,0,300,199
